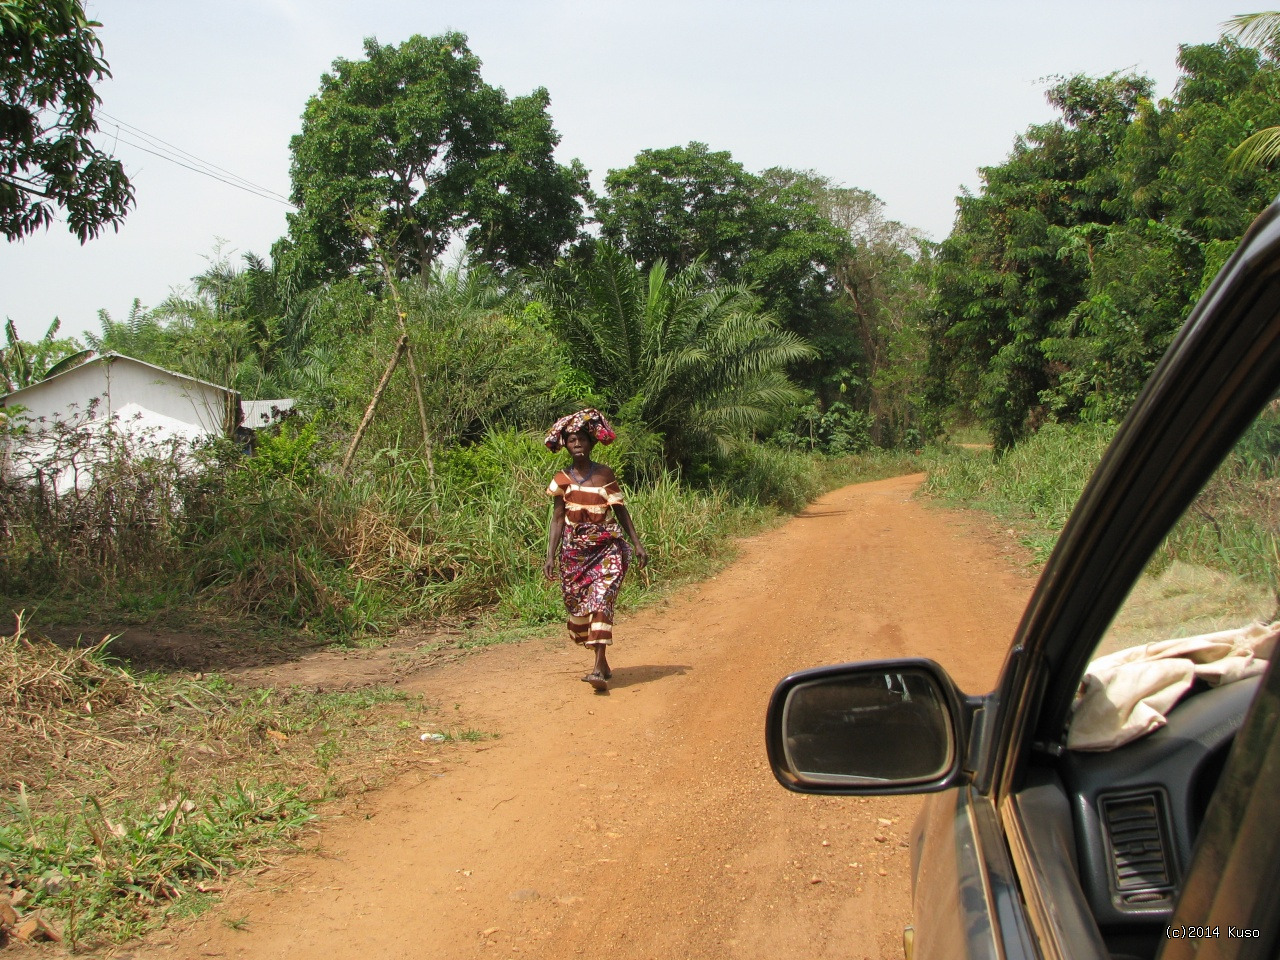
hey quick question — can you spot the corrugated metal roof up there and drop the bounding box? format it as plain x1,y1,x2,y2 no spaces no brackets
241,398,296,427
1,352,240,403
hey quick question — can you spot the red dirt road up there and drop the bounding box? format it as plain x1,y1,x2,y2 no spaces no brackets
133,474,1033,960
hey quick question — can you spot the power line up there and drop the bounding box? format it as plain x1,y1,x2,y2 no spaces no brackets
100,111,292,202
111,133,295,207
97,111,296,209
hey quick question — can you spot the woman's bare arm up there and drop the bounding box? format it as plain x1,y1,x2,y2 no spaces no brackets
544,497,566,580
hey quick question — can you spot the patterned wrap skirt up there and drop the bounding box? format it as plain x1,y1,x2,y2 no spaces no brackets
559,520,632,646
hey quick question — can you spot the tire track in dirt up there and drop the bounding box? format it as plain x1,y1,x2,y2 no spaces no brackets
132,474,1033,960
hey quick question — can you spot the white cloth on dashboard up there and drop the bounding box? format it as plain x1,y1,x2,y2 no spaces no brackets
1066,620,1279,751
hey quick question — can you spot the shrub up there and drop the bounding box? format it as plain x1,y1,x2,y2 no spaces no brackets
714,442,822,512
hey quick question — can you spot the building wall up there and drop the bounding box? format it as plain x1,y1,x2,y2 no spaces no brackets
2,356,232,434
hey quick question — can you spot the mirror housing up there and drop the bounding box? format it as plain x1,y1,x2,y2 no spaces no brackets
765,658,970,795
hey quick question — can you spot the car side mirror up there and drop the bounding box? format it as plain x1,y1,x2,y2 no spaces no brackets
765,658,969,795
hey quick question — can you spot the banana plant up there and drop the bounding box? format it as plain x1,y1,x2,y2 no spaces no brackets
0,318,93,393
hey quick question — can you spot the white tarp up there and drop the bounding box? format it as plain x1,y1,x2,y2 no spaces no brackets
1067,620,1280,751
5,401,215,494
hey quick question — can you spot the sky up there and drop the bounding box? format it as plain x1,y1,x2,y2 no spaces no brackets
0,0,1258,343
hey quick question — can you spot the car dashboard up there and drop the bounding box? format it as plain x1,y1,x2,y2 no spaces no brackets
1030,676,1259,959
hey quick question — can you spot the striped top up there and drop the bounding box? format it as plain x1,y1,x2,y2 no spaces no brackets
547,470,626,527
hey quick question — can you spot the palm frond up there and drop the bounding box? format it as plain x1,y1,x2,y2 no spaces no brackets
543,240,818,463
42,350,94,380
1225,12,1280,54
1228,125,1280,171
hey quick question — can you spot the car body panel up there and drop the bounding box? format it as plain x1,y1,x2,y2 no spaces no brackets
1160,655,1280,960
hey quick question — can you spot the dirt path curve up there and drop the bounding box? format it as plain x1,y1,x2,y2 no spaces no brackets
136,474,1033,960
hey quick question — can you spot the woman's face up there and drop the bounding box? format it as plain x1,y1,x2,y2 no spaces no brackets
565,428,594,458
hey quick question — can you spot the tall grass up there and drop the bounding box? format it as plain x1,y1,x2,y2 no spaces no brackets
345,429,760,630
923,412,1280,600
1159,408,1280,598
923,421,1117,561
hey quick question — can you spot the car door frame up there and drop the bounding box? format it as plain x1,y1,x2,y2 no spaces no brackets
974,199,1280,959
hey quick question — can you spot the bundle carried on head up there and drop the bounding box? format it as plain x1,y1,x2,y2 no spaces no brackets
544,408,617,451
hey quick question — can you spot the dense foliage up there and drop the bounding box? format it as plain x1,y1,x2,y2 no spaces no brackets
595,144,931,439
0,0,133,240
931,36,1280,448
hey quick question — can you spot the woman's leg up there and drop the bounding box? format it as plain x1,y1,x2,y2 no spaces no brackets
588,614,613,681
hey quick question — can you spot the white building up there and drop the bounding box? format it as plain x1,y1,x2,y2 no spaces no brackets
4,353,237,434
1,353,293,491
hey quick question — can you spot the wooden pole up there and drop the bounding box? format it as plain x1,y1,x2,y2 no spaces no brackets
348,212,438,492
341,333,409,475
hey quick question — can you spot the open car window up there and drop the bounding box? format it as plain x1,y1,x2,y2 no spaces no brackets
1066,392,1280,754
1004,394,1280,960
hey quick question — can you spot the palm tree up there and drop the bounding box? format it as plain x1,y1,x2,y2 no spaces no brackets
1226,12,1280,169
88,299,174,365
545,242,817,463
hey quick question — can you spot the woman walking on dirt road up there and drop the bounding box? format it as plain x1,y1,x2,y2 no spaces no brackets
543,409,647,692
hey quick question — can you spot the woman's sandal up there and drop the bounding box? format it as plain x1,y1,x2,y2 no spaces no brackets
586,672,609,692
580,668,613,682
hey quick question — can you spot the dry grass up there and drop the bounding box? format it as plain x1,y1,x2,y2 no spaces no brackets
2,612,154,794
2,616,428,814
1096,560,1277,657
0,614,449,947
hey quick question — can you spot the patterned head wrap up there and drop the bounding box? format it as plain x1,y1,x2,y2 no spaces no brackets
544,408,617,451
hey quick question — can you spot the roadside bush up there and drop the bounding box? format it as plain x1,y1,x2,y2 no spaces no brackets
0,411,198,593
922,410,1280,596
772,400,875,455
919,420,1116,563
714,442,823,512
0,408,835,639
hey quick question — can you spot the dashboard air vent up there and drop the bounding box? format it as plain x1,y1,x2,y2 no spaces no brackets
1100,792,1176,907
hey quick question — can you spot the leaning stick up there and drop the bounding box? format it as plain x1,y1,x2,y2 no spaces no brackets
341,333,409,475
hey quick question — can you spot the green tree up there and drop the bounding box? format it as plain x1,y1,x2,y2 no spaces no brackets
149,250,293,398
544,242,817,464
596,145,848,320
368,265,567,451
88,298,176,366
741,167,851,324
1056,38,1280,419
820,185,932,442
596,142,760,277
279,33,588,287
0,0,133,240
598,149,940,444
929,73,1152,448
927,32,1280,447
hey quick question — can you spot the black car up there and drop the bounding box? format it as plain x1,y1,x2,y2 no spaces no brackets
767,196,1280,960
